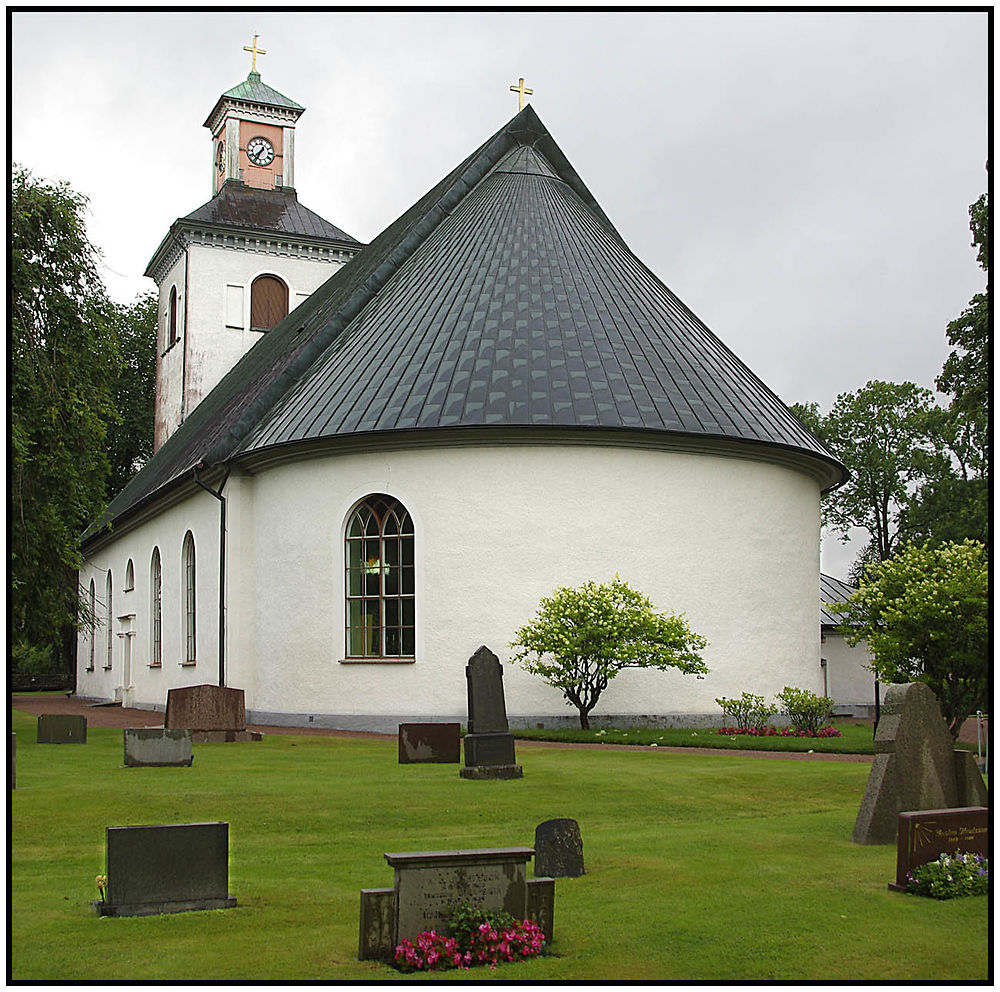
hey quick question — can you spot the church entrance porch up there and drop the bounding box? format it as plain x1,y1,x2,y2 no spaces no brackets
116,615,136,708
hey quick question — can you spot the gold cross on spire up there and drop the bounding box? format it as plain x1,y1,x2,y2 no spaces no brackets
243,34,267,73
509,76,533,112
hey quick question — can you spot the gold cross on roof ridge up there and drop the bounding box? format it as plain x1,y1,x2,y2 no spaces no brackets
509,76,533,112
243,34,267,73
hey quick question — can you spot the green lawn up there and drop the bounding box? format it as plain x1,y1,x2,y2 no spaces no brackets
9,707,989,982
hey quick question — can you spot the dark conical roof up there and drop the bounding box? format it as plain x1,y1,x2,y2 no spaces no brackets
88,105,844,542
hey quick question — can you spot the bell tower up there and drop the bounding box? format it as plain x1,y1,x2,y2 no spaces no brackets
205,35,304,194
144,38,363,451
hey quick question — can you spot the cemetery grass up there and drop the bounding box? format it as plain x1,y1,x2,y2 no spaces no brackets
10,709,988,982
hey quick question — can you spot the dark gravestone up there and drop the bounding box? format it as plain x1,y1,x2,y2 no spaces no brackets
358,888,396,962
852,683,989,845
526,877,555,944
890,806,989,891
164,684,260,742
123,728,193,767
534,818,585,877
460,646,522,780
398,723,461,764
37,713,87,744
96,821,237,916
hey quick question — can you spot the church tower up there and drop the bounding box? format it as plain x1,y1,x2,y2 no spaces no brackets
145,37,363,451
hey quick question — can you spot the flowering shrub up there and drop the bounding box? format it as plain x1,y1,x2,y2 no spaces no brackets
393,903,545,972
775,686,835,735
717,725,841,738
906,852,989,899
715,693,776,730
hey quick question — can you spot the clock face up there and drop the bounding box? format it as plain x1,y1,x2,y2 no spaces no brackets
246,136,275,167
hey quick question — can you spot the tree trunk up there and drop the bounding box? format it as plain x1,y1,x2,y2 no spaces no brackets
578,709,590,730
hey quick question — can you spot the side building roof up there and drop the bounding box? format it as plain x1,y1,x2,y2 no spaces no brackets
821,572,858,628
88,105,846,546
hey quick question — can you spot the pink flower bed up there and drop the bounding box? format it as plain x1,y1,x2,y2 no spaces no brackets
717,725,842,738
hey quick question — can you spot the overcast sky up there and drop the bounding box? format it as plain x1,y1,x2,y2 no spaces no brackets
9,9,989,579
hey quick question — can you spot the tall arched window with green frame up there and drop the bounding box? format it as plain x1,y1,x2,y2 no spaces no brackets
345,495,414,659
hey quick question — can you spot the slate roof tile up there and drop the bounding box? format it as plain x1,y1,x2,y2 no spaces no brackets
87,104,845,543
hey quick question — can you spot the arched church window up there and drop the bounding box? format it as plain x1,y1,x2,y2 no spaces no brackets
150,548,162,667
124,559,134,592
168,286,179,347
87,579,96,672
250,274,289,332
345,495,415,659
182,532,197,663
105,571,114,670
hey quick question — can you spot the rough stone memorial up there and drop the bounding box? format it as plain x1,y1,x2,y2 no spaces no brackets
460,646,522,779
358,846,555,961
889,806,989,891
37,713,87,744
852,682,990,845
123,728,194,767
96,821,237,916
398,723,461,764
164,684,260,742
534,818,585,877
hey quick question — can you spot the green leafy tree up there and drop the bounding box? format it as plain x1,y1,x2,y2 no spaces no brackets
937,191,989,469
10,166,119,674
510,576,709,729
830,540,988,737
806,380,938,568
101,292,157,497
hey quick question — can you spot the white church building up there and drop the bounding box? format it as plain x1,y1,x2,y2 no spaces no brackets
76,61,852,730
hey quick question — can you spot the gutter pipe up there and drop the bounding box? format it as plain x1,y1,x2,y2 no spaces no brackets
193,462,231,687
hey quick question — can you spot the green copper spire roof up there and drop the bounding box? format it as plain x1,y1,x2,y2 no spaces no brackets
220,71,304,111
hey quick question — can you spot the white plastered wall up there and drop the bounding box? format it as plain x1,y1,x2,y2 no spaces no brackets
228,441,825,728
183,243,346,410
77,489,221,710
821,629,876,709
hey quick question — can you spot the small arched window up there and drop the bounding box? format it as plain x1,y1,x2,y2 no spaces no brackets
168,286,179,347
182,532,197,663
105,571,114,670
250,274,289,332
150,548,162,667
345,495,415,659
124,559,134,592
87,578,97,671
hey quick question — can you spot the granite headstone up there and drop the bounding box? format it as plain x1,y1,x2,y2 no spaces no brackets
890,806,989,891
37,713,87,744
123,728,193,767
96,821,237,916
852,682,989,845
534,818,585,877
398,723,461,764
164,684,260,742
460,646,522,779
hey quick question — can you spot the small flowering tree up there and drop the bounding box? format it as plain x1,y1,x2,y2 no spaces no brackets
830,539,988,737
510,576,709,729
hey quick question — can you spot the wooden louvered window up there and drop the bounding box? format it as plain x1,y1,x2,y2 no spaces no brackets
345,495,415,660
250,274,289,332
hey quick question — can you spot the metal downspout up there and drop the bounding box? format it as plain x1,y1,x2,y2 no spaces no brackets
194,463,231,687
